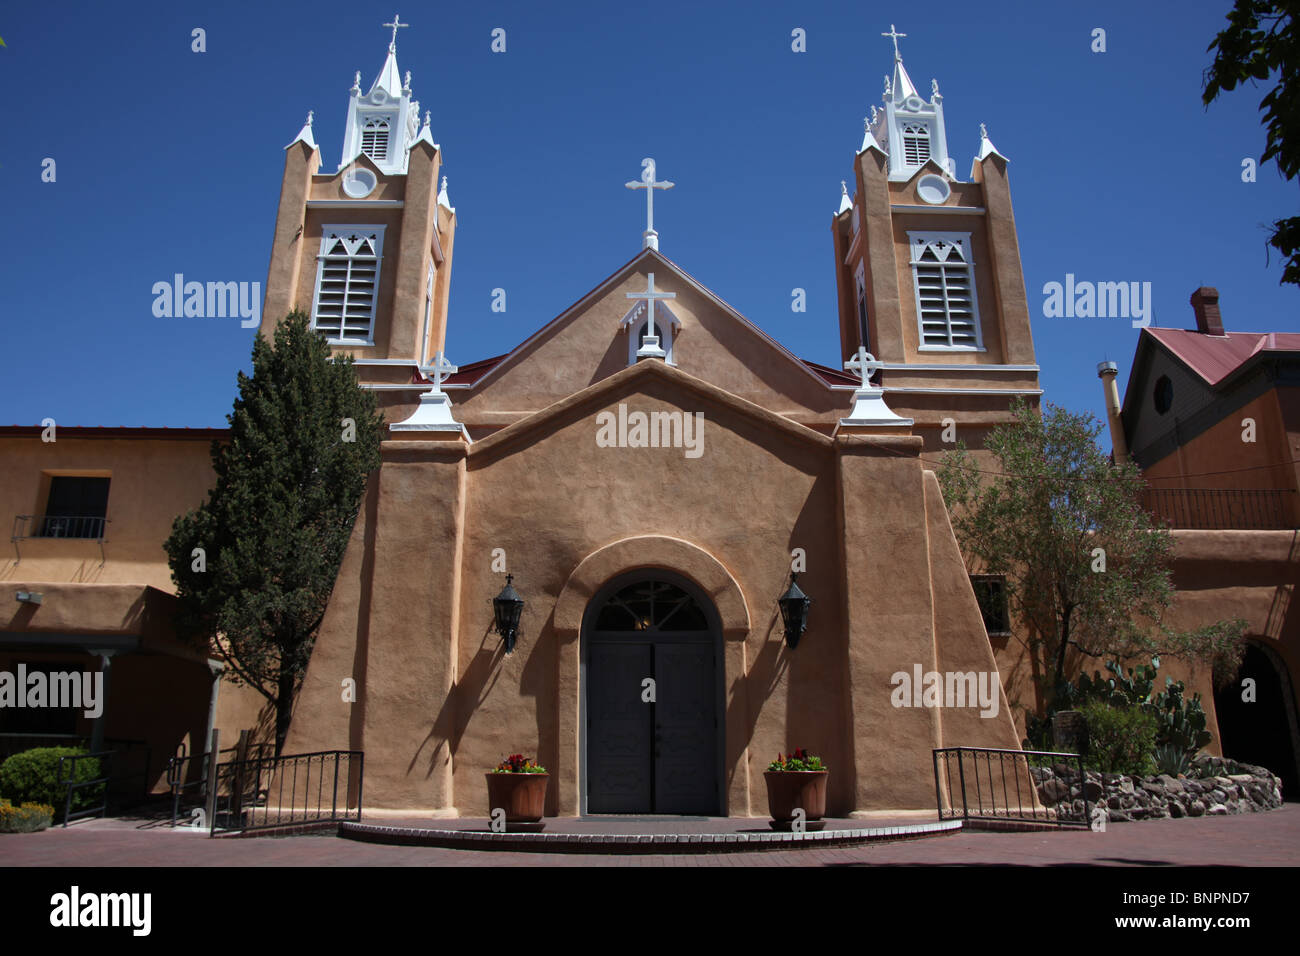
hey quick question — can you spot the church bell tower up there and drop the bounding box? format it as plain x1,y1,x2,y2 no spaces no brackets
830,25,1039,436
259,16,458,412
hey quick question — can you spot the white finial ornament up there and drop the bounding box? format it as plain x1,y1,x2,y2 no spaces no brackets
931,77,940,98
882,24,907,61
838,180,853,214
870,105,878,125
403,70,412,94
980,122,988,139
883,74,891,97
391,350,468,437
383,14,409,52
844,347,883,389
838,347,912,430
625,272,676,360
423,110,432,129
624,158,674,251
424,350,456,390
306,110,314,126
351,71,361,94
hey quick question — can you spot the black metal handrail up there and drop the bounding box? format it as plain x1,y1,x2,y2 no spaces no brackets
208,749,363,835
1141,487,1295,530
166,742,275,827
933,746,1091,829
58,743,151,826
166,748,362,835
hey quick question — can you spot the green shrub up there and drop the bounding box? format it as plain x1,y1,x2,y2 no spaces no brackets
1080,701,1157,776
1152,743,1191,777
0,748,103,821
0,798,54,833
1062,657,1212,759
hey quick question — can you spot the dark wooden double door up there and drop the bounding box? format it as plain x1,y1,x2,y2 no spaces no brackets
586,578,720,814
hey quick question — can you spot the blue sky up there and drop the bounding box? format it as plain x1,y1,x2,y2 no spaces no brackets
1,0,1294,441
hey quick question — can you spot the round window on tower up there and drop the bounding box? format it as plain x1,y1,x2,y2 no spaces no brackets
917,174,950,205
1153,375,1174,414
342,168,377,198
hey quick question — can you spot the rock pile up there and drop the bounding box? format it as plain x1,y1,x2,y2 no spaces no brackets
1029,754,1283,823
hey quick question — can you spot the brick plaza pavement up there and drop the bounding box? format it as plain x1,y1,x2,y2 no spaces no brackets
1,804,1296,866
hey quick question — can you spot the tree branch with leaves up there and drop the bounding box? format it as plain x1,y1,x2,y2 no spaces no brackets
938,399,1245,713
165,313,385,753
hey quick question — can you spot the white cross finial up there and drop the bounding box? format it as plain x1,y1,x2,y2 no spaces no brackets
423,110,432,128
882,24,907,61
626,272,676,359
383,14,408,52
423,350,457,391
624,158,675,251
306,110,314,126
980,122,989,139
844,347,883,388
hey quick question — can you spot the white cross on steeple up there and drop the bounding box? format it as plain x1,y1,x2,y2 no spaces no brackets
626,272,676,360
625,158,674,251
422,350,457,391
844,347,882,388
882,24,907,61
383,14,408,52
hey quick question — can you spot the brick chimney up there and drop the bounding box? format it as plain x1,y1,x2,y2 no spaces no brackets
1190,287,1224,335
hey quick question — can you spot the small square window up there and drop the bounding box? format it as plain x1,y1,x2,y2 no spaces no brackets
971,575,1010,636
39,476,110,539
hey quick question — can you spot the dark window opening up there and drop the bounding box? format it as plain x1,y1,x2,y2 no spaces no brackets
971,575,1010,636
1153,375,1174,415
39,476,110,539
857,290,870,353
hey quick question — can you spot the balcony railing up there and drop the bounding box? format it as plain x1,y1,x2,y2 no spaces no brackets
11,514,110,564
1141,488,1296,531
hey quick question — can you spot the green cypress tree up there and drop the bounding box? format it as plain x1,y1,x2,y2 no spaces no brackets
166,313,384,753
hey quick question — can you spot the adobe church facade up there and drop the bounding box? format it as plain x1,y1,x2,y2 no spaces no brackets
268,25,1039,816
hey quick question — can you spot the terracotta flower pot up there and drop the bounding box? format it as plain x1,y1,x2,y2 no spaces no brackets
764,770,828,826
485,772,549,824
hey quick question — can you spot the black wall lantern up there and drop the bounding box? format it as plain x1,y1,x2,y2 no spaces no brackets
492,574,525,653
778,572,811,648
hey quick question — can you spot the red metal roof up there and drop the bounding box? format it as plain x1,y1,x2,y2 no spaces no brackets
800,358,861,386
1146,328,1300,387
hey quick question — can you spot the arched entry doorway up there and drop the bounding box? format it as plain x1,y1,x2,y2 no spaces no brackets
581,571,724,814
1213,640,1300,799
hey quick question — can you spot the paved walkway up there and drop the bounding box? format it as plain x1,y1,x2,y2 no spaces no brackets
1,805,1296,866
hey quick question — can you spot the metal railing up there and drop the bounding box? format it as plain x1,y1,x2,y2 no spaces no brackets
166,741,274,827
211,749,363,835
1141,488,1295,530
166,747,363,835
58,743,151,826
11,514,110,563
933,747,1091,829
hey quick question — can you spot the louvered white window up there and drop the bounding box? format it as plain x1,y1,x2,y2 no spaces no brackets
902,123,931,167
361,117,390,164
909,233,982,350
311,226,386,344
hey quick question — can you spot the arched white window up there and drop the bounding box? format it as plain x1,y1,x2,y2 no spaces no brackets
902,122,931,167
908,232,982,350
361,117,391,164
622,302,680,365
